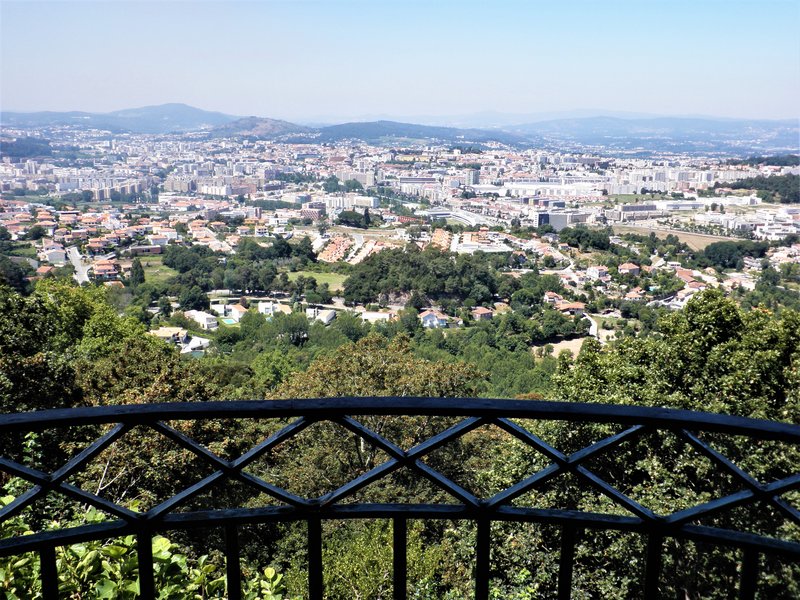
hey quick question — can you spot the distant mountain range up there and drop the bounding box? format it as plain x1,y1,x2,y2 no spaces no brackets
2,103,798,155
1,103,240,134
209,116,312,138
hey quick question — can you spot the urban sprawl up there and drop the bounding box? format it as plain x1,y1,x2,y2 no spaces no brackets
2,125,799,353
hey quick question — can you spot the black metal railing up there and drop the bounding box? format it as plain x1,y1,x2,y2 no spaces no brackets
0,398,798,599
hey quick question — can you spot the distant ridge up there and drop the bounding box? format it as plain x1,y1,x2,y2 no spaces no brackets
313,120,529,145
1,103,240,134
210,116,312,138
1,104,797,154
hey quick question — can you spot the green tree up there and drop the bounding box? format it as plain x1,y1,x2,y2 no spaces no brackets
323,176,341,193
129,257,145,288
0,256,31,294
179,286,209,311
25,225,46,240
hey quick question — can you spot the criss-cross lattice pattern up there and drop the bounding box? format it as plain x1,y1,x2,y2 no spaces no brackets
1,398,798,599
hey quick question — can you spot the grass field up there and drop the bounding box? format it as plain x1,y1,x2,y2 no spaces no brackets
6,242,38,258
139,256,179,285
608,194,672,204
287,270,348,291
612,225,730,251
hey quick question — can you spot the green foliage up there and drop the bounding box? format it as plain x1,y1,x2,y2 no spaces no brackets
700,240,769,270
24,225,46,241
0,497,293,599
727,154,799,167
129,258,145,288
558,226,611,251
322,175,341,193
342,246,501,306
273,333,485,399
0,137,52,158
2,271,799,597
720,174,799,203
554,290,800,418
0,256,31,294
335,209,370,229
0,286,80,412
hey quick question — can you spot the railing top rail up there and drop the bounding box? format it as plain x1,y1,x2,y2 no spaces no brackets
1,397,798,442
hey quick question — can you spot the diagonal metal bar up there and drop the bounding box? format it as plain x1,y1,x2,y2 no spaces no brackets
487,463,562,508
679,430,762,488
0,458,138,523
680,428,792,522
0,457,51,522
56,483,139,522
770,497,800,525
666,472,800,527
488,422,649,517
567,425,647,465
1,424,131,522
232,417,311,471
146,420,313,519
667,489,761,526
412,459,481,507
151,421,232,471
680,430,800,525
493,418,569,463
321,416,485,507
50,423,131,484
319,458,402,507
763,473,800,496
405,417,485,458
146,471,230,519
573,465,658,522
336,416,409,458
763,474,800,525
234,471,311,507
0,456,50,483
0,485,43,522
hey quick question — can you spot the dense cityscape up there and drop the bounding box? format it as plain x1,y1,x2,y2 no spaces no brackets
1,112,799,352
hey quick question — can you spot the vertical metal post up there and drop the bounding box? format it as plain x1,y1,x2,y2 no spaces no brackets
475,517,490,600
225,525,242,600
739,548,759,600
137,532,155,599
644,533,663,600
308,516,323,600
393,517,407,600
558,525,577,600
40,545,58,600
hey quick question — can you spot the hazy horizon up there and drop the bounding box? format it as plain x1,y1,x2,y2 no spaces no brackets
2,0,799,122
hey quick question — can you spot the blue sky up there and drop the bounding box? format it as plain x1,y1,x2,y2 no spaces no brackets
1,0,798,121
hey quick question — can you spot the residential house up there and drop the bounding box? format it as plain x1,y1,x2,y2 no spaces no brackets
555,301,586,315
184,310,219,331
419,310,449,329
257,300,292,318
39,242,66,265
228,303,249,322
92,259,119,281
586,265,610,281
543,291,564,304
618,262,640,276
471,306,494,321
149,327,190,345
306,307,337,325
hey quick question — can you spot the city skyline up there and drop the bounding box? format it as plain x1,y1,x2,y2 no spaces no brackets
1,0,799,121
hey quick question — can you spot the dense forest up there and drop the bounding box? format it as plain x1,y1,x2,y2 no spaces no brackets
716,174,800,203
726,155,799,167
1,278,799,598
0,137,53,158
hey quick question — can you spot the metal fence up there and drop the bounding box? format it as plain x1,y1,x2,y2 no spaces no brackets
0,398,798,599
